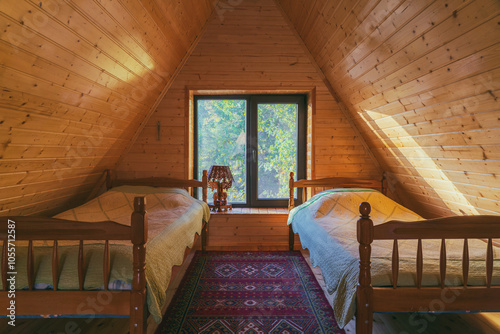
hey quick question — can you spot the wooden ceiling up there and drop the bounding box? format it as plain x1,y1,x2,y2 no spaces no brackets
0,0,215,215
1,0,499,218
277,0,500,217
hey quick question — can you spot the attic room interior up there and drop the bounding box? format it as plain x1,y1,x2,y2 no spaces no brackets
0,0,499,333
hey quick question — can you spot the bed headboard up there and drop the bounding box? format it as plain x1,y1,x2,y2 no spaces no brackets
87,170,209,203
288,172,385,210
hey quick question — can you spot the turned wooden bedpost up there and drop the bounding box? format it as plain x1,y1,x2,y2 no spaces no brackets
357,202,374,334
130,197,148,334
202,170,208,203
288,172,295,251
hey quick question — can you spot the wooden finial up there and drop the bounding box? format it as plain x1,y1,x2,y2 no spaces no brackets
357,201,374,333
134,197,146,213
359,202,371,217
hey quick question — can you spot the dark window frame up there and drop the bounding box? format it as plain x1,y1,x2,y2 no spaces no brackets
194,94,306,208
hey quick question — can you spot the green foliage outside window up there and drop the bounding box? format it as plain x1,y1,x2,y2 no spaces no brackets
257,103,297,199
198,99,247,203
197,99,298,203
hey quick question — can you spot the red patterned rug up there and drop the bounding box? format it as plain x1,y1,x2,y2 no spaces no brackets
156,251,345,333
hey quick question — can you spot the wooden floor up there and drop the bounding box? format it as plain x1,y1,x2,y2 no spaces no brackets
1,244,499,333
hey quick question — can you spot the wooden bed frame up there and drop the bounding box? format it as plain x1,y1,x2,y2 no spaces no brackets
287,172,500,334
287,171,385,251
0,171,209,334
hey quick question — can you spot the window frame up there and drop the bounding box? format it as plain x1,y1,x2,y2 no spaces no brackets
194,94,306,208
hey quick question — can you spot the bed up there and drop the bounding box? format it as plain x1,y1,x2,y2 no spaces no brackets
287,172,500,334
0,170,210,334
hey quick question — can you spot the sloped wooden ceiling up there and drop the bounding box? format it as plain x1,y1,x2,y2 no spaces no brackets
277,0,500,217
116,0,381,183
0,0,215,215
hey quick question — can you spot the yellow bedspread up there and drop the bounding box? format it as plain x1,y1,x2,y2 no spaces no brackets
288,188,500,328
4,186,210,323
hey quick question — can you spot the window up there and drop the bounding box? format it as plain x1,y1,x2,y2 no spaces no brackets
195,95,306,207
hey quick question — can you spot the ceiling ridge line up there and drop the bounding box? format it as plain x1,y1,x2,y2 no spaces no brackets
113,0,222,172
272,0,384,177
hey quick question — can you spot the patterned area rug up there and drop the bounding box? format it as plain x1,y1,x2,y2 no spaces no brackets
156,251,345,333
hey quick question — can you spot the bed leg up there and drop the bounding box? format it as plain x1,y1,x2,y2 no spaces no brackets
130,292,146,333
288,224,295,251
357,202,374,334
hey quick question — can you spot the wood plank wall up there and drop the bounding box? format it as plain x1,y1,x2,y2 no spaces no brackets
117,0,381,185
277,0,500,217
0,0,215,215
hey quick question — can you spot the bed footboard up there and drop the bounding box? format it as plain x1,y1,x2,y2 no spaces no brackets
356,202,500,334
0,197,148,334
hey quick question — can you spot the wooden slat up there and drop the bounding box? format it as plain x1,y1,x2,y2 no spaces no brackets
0,0,216,216
27,240,34,290
463,238,469,287
392,239,399,289
78,240,84,291
52,240,58,291
116,0,381,183
440,239,446,289
103,240,110,291
486,238,493,288
416,238,423,289
278,0,500,218
293,176,382,189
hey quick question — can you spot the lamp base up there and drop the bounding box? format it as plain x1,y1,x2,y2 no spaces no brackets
209,204,233,213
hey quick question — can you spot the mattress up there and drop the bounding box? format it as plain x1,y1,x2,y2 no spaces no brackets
288,188,500,327
2,186,210,323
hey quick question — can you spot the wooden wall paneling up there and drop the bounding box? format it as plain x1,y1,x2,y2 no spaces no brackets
350,12,499,105
34,0,167,84
0,2,154,86
114,2,217,175
354,43,500,113
278,0,500,216
335,0,471,90
274,0,383,179
299,0,346,55
94,0,184,65
316,0,410,74
118,0,381,183
206,211,290,250
0,0,217,215
70,0,178,76
324,0,435,85
314,0,396,68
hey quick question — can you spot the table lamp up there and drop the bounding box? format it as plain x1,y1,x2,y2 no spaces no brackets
208,165,234,212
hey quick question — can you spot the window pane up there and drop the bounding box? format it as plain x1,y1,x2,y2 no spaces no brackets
257,103,297,199
197,99,246,203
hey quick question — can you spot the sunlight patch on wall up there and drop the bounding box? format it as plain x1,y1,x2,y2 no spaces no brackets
360,110,479,215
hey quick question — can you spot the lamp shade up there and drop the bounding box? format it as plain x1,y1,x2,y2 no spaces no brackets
207,165,234,189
